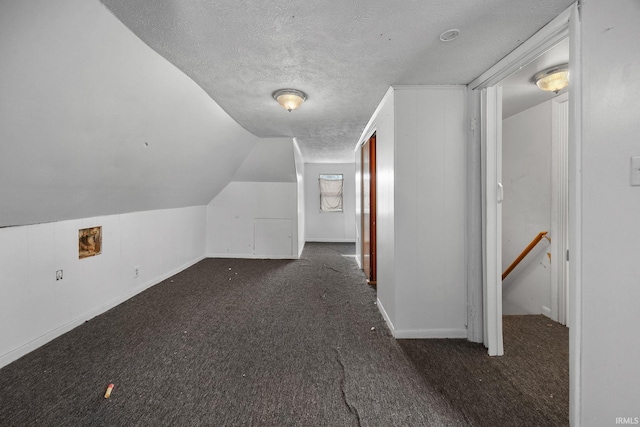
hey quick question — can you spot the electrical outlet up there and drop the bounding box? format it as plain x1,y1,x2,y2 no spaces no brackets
56,270,63,281
134,266,139,278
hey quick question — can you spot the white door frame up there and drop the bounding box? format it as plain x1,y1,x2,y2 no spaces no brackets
550,93,570,325
467,5,573,353
567,4,582,425
466,1,582,424
480,86,504,356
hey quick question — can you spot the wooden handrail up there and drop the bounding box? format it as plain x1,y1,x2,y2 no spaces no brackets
502,231,549,280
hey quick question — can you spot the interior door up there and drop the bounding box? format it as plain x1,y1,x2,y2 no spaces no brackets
361,134,377,284
481,86,504,356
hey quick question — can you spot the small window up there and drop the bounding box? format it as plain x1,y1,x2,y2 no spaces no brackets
319,174,344,212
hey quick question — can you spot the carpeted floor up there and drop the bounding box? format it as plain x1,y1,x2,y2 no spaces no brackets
399,315,569,426
0,243,568,426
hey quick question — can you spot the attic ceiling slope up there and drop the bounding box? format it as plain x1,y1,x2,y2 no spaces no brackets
232,138,297,183
0,0,257,227
100,0,575,163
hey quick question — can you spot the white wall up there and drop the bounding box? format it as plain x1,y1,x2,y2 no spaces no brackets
206,182,298,258
354,144,363,267
393,86,467,337
0,0,257,227
502,101,552,316
360,86,467,338
373,89,397,329
0,206,206,368
304,163,356,242
206,138,301,259
575,0,640,423
294,140,306,257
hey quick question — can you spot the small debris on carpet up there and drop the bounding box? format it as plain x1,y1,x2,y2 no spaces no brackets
104,383,114,399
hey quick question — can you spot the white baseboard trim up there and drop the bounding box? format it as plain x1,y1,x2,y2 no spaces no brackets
376,298,396,336
207,253,298,260
541,305,552,318
376,298,467,339
305,238,356,243
392,328,469,339
0,255,205,369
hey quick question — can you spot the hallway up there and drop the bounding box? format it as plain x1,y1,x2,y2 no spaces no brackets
0,243,567,426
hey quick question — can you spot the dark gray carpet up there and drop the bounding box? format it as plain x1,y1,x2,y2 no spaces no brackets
399,315,569,427
0,243,568,426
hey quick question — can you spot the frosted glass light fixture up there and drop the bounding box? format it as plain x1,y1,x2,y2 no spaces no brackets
272,89,307,112
533,64,569,93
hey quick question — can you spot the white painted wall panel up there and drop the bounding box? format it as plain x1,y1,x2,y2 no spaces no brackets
206,138,301,259
25,225,58,340
578,0,640,422
372,91,396,328
0,206,206,368
0,227,31,357
206,182,299,258
354,146,363,267
304,163,356,242
254,219,293,257
359,87,466,337
443,88,468,333
501,101,552,316
394,89,431,332
294,141,306,257
393,87,467,337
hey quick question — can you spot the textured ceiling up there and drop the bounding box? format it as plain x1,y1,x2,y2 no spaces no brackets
99,0,574,163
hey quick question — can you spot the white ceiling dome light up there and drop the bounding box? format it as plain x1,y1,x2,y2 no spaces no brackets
533,64,569,93
272,89,307,112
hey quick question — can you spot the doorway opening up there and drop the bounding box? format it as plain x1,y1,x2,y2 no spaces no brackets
361,133,377,286
480,38,570,357
468,4,576,357
467,2,581,423
500,38,570,326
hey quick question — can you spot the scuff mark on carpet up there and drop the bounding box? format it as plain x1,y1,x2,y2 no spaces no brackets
335,347,362,427
323,264,343,274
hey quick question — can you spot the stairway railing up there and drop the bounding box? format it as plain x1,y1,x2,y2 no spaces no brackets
502,231,550,281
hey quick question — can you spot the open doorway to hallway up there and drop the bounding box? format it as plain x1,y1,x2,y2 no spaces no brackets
467,3,583,422
361,133,377,287
469,5,576,356
500,38,570,326
473,22,573,426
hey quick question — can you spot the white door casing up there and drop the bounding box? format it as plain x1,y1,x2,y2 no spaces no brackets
481,86,504,356
469,4,573,357
550,93,570,325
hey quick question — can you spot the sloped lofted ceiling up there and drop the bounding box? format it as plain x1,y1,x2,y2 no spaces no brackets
0,0,260,227
100,0,574,163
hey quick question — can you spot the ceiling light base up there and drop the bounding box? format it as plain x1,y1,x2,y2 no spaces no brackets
439,29,460,42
